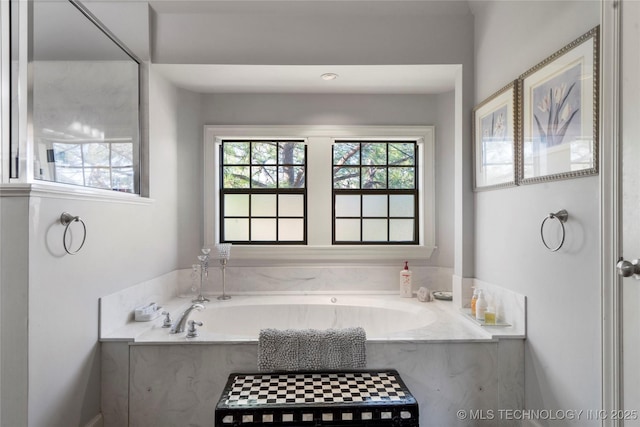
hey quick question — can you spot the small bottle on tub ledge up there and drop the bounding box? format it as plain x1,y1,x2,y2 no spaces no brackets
475,290,488,321
484,306,496,325
400,261,413,298
470,288,479,317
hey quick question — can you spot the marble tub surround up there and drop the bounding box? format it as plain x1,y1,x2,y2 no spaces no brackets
178,265,454,296
99,270,189,339
100,270,525,427
99,269,525,343
114,295,526,344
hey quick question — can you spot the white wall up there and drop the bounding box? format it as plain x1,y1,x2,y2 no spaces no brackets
200,92,455,268
471,1,600,424
174,87,204,268
28,196,172,427
435,91,455,268
202,93,438,126
0,196,29,427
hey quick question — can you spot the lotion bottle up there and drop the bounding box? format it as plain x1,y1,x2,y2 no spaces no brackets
470,288,479,317
400,261,413,298
475,290,488,321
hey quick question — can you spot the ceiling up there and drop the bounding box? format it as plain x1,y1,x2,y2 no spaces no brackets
153,64,459,94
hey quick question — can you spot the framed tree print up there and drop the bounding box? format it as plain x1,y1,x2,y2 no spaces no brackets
472,81,518,190
519,26,599,184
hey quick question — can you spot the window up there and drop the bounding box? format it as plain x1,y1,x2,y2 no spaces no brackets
40,140,135,192
332,141,418,244
220,140,307,244
204,126,435,261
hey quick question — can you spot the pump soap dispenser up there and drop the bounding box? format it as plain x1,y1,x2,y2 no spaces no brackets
400,261,413,298
475,290,488,321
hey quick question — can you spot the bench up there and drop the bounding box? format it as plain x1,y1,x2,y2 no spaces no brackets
215,370,418,426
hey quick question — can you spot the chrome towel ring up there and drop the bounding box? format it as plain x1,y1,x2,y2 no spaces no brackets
60,212,87,255
540,209,568,252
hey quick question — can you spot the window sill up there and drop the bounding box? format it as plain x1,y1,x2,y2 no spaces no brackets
225,245,436,263
0,181,154,205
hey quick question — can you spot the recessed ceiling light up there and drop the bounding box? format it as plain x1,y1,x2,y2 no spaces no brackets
321,73,339,81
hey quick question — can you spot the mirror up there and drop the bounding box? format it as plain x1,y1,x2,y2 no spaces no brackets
30,0,140,193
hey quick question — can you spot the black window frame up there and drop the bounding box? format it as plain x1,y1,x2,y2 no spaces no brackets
219,140,307,245
332,140,419,245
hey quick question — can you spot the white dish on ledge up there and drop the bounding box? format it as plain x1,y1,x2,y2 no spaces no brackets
432,291,453,300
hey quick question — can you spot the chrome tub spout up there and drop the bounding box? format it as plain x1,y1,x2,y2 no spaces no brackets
170,303,204,334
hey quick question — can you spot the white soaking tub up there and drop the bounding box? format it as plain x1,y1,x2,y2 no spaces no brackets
171,295,436,339
129,294,495,343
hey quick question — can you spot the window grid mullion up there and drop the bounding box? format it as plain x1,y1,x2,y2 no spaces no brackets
385,143,389,190
248,193,253,241
275,142,280,240
110,142,114,190
387,194,391,242
360,194,364,243
385,144,390,242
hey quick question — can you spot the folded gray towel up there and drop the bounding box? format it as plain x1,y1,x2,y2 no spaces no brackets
257,327,366,372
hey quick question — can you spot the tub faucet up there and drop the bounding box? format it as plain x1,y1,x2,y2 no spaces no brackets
170,303,204,334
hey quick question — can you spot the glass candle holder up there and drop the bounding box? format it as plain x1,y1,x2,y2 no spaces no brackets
216,243,232,300
192,248,211,303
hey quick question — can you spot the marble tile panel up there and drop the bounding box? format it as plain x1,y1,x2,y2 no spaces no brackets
129,344,259,427
367,341,500,427
101,342,129,427
211,265,453,294
497,340,525,427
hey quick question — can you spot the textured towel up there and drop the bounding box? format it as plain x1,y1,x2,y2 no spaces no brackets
257,327,366,372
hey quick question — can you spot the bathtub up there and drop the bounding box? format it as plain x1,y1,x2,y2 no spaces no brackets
101,292,525,427
165,295,437,340
131,294,490,343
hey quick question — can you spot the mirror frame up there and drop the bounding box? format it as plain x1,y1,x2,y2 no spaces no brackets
0,1,8,183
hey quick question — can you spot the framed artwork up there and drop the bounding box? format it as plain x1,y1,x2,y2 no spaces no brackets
519,26,599,184
472,81,518,191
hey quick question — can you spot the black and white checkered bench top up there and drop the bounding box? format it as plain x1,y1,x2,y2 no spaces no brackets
215,370,418,426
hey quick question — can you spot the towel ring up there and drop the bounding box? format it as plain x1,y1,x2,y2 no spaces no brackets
60,212,87,255
540,209,568,252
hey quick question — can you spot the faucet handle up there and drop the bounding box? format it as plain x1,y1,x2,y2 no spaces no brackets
186,320,204,338
161,311,172,328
